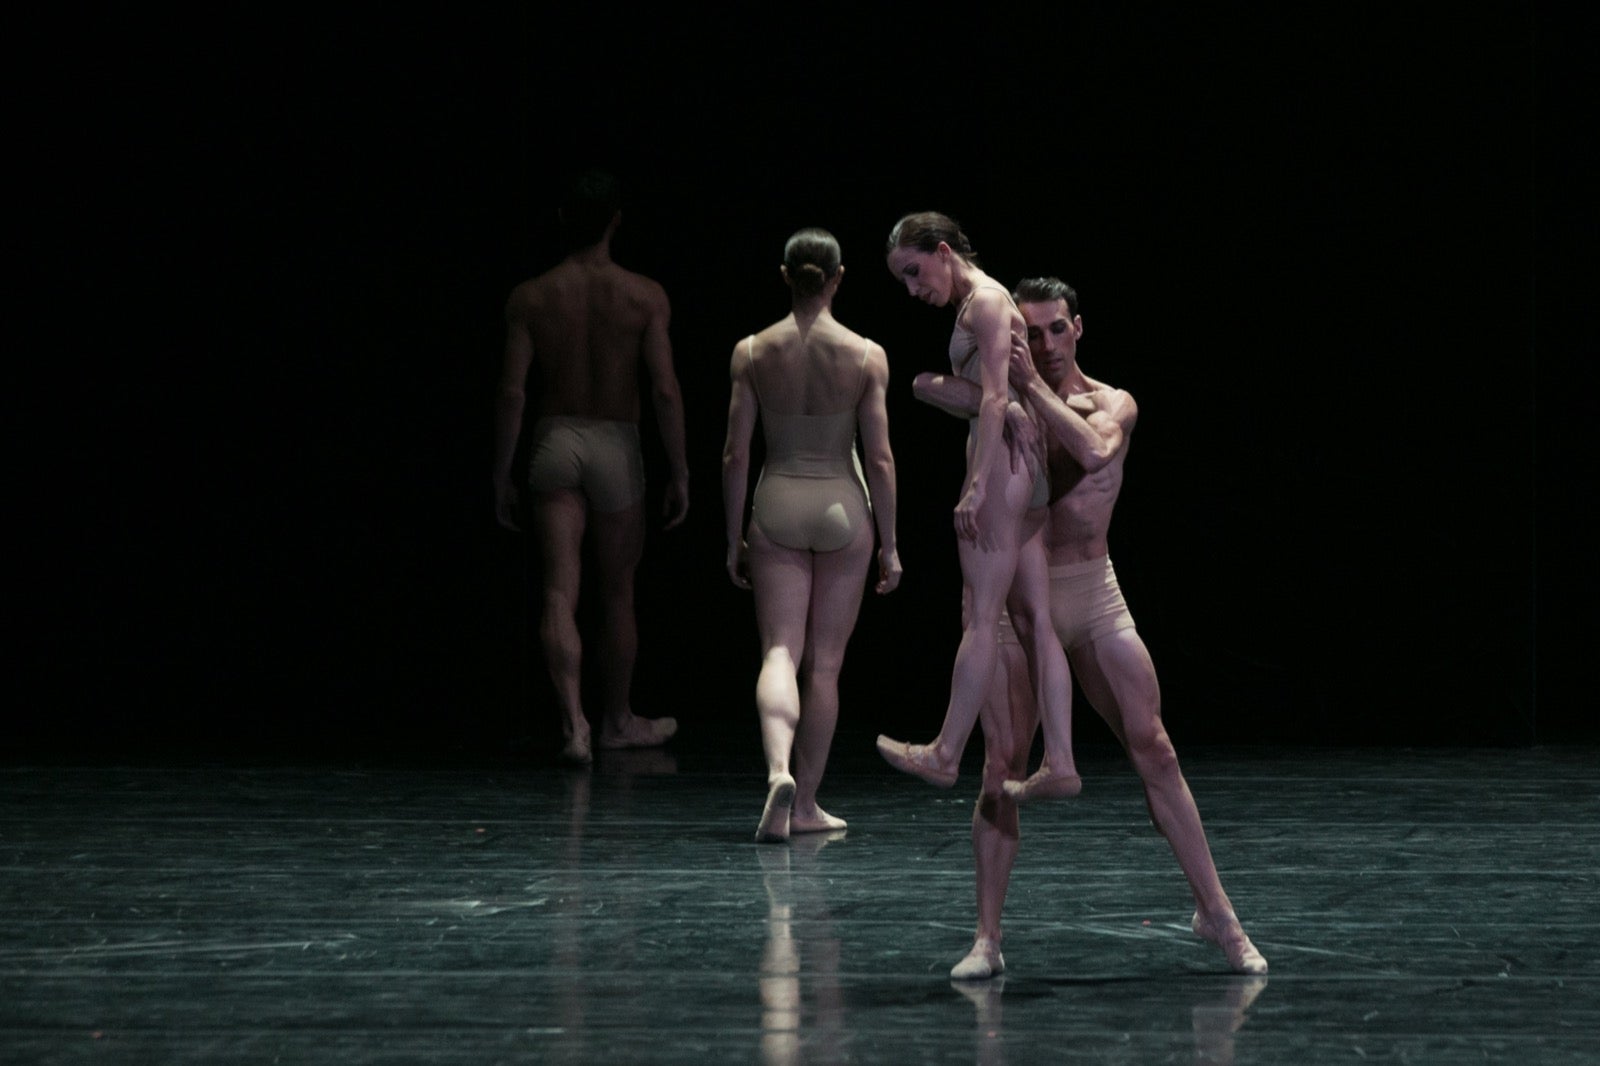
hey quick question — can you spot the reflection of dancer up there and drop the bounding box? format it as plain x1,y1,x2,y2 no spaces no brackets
756,831,848,1066
1192,975,1269,1064
493,170,690,764
921,277,1267,977
877,212,1079,801
949,973,1267,1064
723,229,900,843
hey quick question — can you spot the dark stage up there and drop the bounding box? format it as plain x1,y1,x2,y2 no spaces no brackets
3,740,1597,1063
7,4,1596,1064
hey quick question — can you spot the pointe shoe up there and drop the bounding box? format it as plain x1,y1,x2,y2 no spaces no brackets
950,937,1005,980
1000,765,1082,803
1192,910,1269,975
597,715,678,751
755,774,796,843
875,736,958,788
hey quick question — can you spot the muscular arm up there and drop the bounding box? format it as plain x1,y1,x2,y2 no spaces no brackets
912,371,981,419
857,345,901,594
1008,345,1132,473
639,288,690,529
492,297,535,531
720,343,758,589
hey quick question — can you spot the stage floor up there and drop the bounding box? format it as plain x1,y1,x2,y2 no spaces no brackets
3,741,1596,1063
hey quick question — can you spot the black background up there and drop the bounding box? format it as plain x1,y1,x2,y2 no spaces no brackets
13,6,1594,760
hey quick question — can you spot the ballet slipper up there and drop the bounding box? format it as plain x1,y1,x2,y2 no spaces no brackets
1000,764,1082,803
950,937,1005,981
875,735,958,788
755,774,796,843
1192,910,1269,975
789,807,847,834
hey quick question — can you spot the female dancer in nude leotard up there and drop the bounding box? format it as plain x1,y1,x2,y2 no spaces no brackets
877,212,1080,801
723,228,901,842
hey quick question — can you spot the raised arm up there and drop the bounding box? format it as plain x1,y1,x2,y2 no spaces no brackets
492,292,535,531
639,285,690,529
857,343,901,594
1008,344,1133,473
720,341,758,589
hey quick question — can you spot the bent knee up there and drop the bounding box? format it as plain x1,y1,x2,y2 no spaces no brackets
1126,723,1179,776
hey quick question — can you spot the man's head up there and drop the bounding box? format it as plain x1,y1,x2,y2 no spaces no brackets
558,169,622,248
1013,276,1083,388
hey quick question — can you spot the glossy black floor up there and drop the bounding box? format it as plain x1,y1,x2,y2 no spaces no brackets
2,735,1596,1064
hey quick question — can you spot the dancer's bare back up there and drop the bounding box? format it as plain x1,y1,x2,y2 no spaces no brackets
506,257,671,421
744,313,877,412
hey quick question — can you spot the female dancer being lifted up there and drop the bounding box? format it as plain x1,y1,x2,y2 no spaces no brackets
876,212,1078,802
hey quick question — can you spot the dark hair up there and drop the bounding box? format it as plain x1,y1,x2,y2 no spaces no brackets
783,227,842,297
559,169,622,247
1013,276,1080,317
885,211,977,262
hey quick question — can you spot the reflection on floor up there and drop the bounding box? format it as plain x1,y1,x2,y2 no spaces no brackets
2,742,1597,1063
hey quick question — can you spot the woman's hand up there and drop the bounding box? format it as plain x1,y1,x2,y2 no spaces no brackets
726,539,751,590
954,481,986,545
876,546,903,594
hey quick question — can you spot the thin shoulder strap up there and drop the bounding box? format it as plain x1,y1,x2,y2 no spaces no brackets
854,338,872,405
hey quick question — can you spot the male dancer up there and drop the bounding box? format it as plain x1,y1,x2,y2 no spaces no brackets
492,171,690,764
914,277,1266,978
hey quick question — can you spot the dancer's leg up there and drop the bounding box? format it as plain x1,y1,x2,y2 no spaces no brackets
1000,527,1081,802
590,500,676,750
1072,629,1265,973
954,635,1037,980
878,466,1032,785
748,523,814,842
531,488,591,763
791,523,872,833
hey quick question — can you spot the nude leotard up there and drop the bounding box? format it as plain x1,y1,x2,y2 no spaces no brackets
748,336,873,552
949,284,1050,511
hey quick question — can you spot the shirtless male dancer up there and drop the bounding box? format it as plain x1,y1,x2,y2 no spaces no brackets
915,277,1267,978
493,170,690,764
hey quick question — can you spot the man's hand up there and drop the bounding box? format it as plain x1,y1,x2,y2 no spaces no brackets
1007,329,1040,393
1002,401,1040,476
494,478,523,532
662,475,689,531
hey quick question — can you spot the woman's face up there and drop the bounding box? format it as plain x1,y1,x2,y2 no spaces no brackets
886,244,955,307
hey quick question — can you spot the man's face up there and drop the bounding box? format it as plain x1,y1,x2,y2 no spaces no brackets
1019,298,1082,388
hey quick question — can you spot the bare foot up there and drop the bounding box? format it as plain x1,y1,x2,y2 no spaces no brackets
1000,763,1082,803
875,735,958,788
950,936,1005,980
597,714,677,750
1192,910,1269,975
756,773,796,843
560,721,592,765
790,806,847,834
